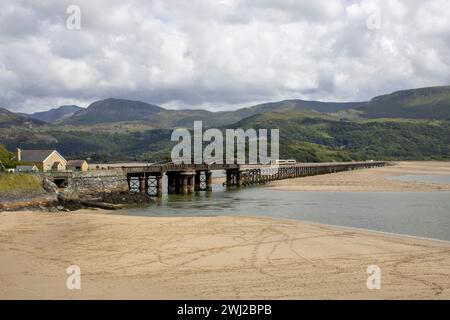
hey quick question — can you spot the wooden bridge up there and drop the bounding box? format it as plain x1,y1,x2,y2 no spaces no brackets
122,161,388,196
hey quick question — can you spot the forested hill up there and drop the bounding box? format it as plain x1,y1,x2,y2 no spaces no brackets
233,111,450,162
357,86,450,119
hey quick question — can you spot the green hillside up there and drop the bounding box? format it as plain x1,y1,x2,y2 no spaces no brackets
357,86,450,119
2,110,449,162
246,99,364,114
0,126,175,162
0,107,44,128
234,111,450,161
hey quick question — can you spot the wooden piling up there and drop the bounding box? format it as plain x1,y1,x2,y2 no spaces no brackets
205,171,213,191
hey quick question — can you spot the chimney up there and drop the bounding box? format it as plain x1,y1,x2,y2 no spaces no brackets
16,148,21,162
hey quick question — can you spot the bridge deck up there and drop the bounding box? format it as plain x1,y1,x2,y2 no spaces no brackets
121,161,388,174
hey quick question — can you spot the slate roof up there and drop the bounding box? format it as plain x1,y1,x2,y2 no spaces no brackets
16,165,38,171
20,150,55,162
67,160,87,166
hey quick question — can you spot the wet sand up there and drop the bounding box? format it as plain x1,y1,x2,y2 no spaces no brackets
267,161,450,192
1,210,449,299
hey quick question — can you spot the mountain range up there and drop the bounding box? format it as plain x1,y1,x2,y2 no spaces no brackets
4,85,447,127
20,98,365,128
1,85,450,162
0,107,44,128
28,105,82,123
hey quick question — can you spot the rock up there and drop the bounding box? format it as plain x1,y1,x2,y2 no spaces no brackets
100,191,154,205
80,200,129,210
43,179,59,195
57,189,82,211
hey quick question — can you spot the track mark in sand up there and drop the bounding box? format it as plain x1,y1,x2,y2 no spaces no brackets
390,249,449,297
266,228,288,261
249,227,271,271
231,216,251,242
249,226,299,279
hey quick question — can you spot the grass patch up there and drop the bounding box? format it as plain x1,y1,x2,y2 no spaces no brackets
0,173,43,193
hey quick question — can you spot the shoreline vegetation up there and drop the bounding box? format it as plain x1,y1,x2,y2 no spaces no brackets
1,161,450,299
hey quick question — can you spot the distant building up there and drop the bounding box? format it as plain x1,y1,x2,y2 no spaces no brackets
16,165,39,173
67,160,89,172
16,148,67,172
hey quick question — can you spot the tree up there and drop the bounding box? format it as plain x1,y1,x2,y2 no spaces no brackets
0,144,12,165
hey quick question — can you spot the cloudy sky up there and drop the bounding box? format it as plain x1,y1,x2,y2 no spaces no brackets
1,0,450,113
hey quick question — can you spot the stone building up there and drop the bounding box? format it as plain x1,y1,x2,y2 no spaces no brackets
16,148,67,172
67,160,89,172
16,165,40,173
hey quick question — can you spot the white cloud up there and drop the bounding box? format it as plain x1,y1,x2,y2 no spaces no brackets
0,0,449,112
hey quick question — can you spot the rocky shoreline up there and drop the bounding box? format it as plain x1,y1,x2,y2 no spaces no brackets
0,178,154,212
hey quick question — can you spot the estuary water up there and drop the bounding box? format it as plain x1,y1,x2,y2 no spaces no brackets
389,174,450,185
121,176,450,241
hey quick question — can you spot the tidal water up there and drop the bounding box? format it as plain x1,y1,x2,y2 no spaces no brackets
389,174,450,185
120,178,450,241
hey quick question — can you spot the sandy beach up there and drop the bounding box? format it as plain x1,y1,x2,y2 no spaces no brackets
1,161,450,300
267,161,450,192
1,210,449,300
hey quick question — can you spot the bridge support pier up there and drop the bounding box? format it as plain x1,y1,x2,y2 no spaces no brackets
192,170,212,192
194,171,201,191
139,175,146,193
181,175,188,194
156,175,163,197
179,171,195,194
206,171,213,191
188,175,195,193
128,173,164,197
226,170,232,186
237,170,243,187
225,169,247,187
167,173,176,194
